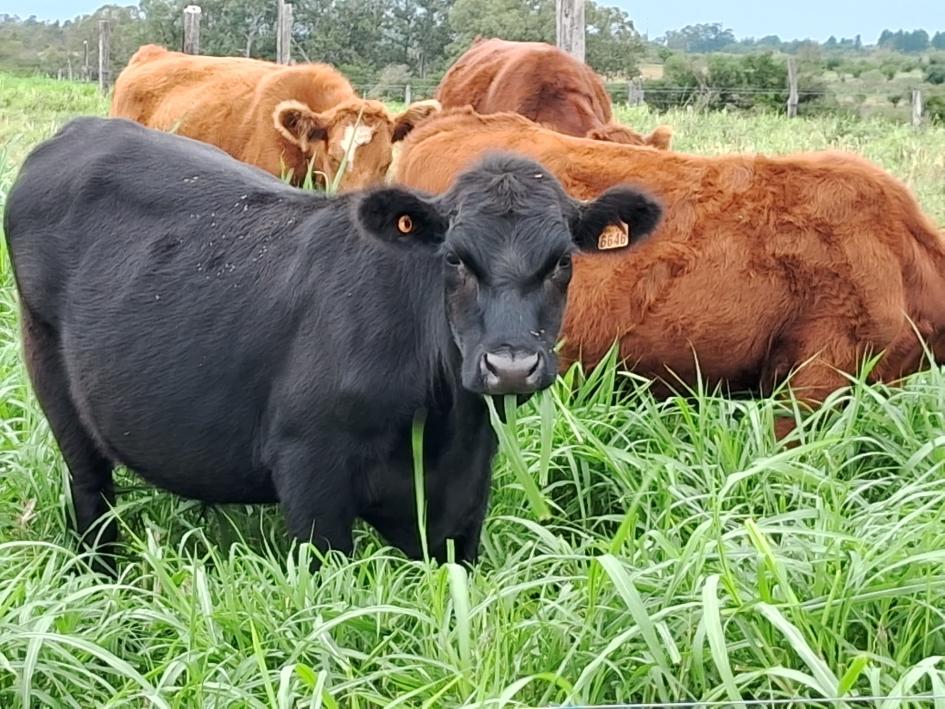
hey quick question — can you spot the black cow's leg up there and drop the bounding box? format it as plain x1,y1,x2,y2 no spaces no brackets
270,439,356,565
20,306,117,571
433,456,492,566
449,490,490,566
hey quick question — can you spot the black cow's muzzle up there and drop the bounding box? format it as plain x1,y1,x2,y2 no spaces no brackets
479,349,545,395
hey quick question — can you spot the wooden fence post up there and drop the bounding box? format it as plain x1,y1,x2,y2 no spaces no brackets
628,78,644,106
83,40,89,81
276,0,293,65
555,0,585,62
183,5,201,55
912,89,923,127
67,57,73,81
404,84,412,104
786,56,798,118
98,20,111,93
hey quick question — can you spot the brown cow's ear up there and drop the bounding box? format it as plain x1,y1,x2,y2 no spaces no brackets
646,126,673,150
570,186,662,253
273,100,328,149
585,123,674,150
392,99,442,142
585,124,646,145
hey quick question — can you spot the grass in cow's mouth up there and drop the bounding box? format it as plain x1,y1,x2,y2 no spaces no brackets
2,73,945,706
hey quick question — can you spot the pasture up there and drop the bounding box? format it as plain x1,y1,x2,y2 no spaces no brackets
3,72,945,707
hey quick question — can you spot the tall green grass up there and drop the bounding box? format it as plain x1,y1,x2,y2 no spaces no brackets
2,74,945,707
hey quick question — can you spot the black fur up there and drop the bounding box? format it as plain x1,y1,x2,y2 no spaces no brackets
569,186,663,251
4,117,661,568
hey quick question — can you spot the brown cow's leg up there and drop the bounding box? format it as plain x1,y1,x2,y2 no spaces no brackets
766,320,867,442
20,306,117,573
773,364,850,441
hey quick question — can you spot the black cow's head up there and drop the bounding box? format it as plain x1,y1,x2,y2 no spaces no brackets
357,153,662,396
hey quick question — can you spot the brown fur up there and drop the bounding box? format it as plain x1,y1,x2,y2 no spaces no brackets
111,45,441,190
396,108,945,436
436,38,672,149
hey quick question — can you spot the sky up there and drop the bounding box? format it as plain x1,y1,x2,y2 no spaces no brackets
4,0,943,45
616,0,941,43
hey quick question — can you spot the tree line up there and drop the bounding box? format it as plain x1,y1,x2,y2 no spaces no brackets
657,22,945,56
0,0,646,83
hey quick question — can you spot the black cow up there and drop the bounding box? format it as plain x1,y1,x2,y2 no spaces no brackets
4,117,662,568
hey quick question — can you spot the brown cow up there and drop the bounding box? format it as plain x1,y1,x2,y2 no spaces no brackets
110,45,440,190
436,37,672,149
396,108,945,437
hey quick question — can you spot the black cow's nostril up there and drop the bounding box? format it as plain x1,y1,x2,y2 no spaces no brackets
483,352,500,376
523,352,541,376
479,350,545,394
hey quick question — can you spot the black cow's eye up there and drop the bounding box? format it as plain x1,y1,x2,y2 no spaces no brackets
445,252,462,267
557,254,572,269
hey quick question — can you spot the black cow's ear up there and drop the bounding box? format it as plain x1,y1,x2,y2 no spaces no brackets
356,187,448,249
569,186,663,253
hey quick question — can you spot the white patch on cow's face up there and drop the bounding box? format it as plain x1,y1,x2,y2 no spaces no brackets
338,124,375,167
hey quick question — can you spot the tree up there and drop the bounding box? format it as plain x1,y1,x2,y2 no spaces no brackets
380,0,451,76
584,1,644,76
661,23,735,53
447,0,642,76
878,28,931,53
447,0,553,56
933,31,945,50
902,29,930,52
295,0,387,74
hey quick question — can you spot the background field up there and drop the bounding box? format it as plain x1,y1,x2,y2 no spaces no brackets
2,73,945,707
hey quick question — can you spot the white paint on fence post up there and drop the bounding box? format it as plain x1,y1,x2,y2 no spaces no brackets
276,0,293,65
405,84,412,104
555,0,585,63
912,89,923,128
786,56,799,118
183,5,201,55
98,20,111,93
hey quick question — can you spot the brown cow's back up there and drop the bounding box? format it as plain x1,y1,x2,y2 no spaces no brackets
111,46,442,190
437,38,671,148
438,38,611,137
396,109,945,433
111,49,352,168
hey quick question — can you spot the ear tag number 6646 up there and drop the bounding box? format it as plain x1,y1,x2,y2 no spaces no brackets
598,221,629,250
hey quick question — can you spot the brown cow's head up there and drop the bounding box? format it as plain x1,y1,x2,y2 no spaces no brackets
273,98,441,191
585,123,673,150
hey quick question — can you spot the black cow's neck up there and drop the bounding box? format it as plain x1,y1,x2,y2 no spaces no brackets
413,259,464,412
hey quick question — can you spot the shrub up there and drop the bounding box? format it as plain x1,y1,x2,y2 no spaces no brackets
927,95,945,124
925,63,945,85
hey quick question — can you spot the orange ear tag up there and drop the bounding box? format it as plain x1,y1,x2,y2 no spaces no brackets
397,214,414,234
598,221,629,250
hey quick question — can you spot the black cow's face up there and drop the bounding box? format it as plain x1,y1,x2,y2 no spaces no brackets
357,154,662,396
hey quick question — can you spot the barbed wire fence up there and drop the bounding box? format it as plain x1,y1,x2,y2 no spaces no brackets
345,82,930,126
60,4,938,129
